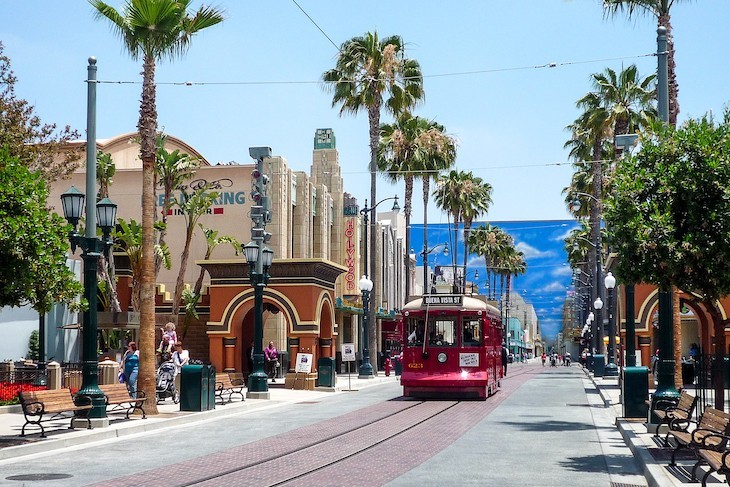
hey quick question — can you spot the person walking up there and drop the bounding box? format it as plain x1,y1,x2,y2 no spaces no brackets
171,341,190,396
264,341,279,382
541,352,547,367
121,342,139,398
501,344,508,377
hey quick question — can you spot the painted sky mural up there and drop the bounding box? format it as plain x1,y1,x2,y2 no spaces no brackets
410,220,580,340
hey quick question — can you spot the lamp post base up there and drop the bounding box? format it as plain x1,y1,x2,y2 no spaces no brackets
246,390,271,400
247,371,269,395
358,361,374,379
604,362,619,377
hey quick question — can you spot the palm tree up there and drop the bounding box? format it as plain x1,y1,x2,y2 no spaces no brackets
603,0,689,126
323,31,423,369
96,150,121,313
378,113,451,298
91,0,224,414
155,134,200,277
170,185,219,324
434,170,492,286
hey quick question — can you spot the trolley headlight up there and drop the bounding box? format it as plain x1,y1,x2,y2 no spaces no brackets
437,352,448,363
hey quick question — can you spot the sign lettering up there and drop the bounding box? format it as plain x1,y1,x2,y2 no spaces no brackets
423,295,463,306
344,218,357,290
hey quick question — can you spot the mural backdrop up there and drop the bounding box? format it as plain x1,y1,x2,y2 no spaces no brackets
410,220,580,340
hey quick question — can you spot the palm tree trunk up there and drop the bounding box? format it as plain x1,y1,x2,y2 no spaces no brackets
367,104,380,372
673,286,682,389
139,54,159,415
172,228,194,321
658,14,679,127
404,176,414,300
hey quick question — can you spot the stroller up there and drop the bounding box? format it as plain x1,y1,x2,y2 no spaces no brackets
156,361,179,404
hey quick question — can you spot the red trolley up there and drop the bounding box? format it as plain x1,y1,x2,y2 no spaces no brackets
400,294,503,400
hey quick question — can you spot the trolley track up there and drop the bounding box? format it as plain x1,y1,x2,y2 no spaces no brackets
183,400,460,486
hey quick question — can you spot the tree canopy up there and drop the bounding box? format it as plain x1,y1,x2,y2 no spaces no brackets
0,42,81,182
605,112,730,300
0,147,82,311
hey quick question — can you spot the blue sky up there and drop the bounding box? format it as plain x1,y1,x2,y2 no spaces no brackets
411,221,579,339
3,2,728,338
3,1,728,224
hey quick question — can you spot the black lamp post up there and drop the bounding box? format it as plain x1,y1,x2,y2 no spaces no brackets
60,186,117,420
358,275,374,378
420,242,449,294
604,272,618,376
244,240,274,396
359,195,399,377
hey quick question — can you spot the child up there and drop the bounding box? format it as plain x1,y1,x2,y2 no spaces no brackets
158,322,177,354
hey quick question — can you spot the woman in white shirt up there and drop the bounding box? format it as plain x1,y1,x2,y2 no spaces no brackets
171,342,190,395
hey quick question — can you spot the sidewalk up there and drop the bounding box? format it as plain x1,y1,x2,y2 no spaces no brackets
0,372,399,461
585,366,725,487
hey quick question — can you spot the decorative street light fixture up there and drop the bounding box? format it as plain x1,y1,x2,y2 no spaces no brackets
246,147,274,398
420,242,449,294
58,57,117,425
358,275,374,378
60,185,117,421
359,195,399,378
593,296,605,376
604,272,618,377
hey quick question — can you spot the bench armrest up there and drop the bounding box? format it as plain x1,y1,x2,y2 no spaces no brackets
668,417,694,431
74,394,93,407
699,432,730,449
22,400,45,416
215,381,224,389
654,398,680,410
230,377,245,387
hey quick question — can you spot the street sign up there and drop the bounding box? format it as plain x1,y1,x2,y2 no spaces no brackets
423,295,463,306
342,343,356,362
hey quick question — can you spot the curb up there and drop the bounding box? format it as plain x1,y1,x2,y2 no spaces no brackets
617,419,676,487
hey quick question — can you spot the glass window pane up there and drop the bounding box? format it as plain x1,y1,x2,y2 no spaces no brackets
462,317,481,346
406,319,424,346
428,316,456,346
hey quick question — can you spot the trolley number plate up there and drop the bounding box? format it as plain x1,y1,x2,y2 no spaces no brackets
407,363,424,369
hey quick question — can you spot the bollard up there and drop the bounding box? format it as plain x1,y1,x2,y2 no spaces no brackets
47,361,61,389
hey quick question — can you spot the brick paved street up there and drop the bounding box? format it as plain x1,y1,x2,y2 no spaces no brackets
0,363,648,487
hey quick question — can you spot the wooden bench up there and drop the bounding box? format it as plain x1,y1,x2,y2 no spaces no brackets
215,372,246,404
668,406,730,480
697,448,730,486
655,390,698,445
99,384,147,419
18,389,93,438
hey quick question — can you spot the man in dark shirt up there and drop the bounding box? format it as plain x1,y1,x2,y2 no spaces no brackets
501,344,508,376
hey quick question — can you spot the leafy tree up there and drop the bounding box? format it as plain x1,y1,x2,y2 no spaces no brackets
605,112,730,410
27,330,39,361
0,43,81,182
0,147,83,311
91,0,225,414
323,31,423,368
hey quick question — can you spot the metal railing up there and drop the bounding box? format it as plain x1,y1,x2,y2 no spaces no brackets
0,368,49,403
688,354,730,420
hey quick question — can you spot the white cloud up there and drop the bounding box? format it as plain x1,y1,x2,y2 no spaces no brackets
551,265,573,278
539,281,567,293
516,241,555,259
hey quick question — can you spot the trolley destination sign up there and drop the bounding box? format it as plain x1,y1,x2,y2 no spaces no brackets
423,295,463,306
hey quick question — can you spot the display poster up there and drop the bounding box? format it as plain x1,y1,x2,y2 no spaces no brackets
459,353,479,367
342,343,356,362
295,353,314,373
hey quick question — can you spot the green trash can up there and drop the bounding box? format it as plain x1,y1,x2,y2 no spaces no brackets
181,364,216,411
317,357,336,387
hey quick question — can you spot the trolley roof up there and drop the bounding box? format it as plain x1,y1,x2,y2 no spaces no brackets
402,295,501,316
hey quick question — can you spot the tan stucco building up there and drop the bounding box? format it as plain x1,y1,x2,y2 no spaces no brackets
49,129,409,378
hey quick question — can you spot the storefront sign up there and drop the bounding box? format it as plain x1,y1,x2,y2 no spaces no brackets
344,218,357,291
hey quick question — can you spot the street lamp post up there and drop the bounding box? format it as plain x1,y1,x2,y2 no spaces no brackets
246,147,274,399
359,196,399,377
593,296,605,376
59,57,117,425
358,275,374,378
604,272,618,377
420,243,449,294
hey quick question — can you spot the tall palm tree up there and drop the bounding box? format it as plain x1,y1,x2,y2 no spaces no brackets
378,112,436,299
91,0,224,414
96,150,121,313
603,0,688,126
434,170,492,285
323,32,423,369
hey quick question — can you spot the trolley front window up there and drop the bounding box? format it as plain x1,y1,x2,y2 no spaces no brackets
462,317,481,346
406,315,457,347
